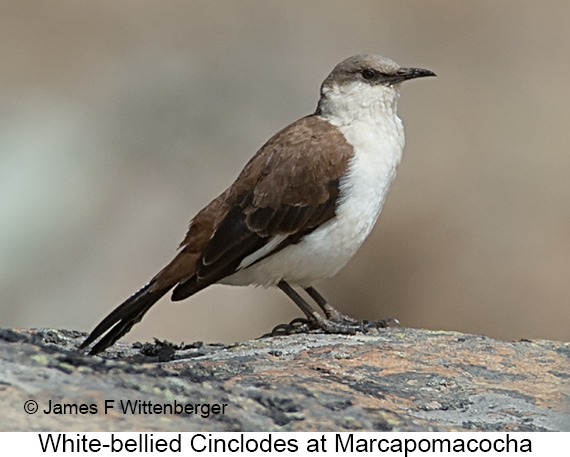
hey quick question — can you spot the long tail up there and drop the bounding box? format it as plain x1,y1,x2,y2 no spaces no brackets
79,281,172,355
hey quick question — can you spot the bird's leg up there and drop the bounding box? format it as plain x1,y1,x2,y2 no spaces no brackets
275,282,366,334
266,281,320,335
273,281,357,335
304,285,401,331
304,286,358,322
268,281,399,337
277,281,322,324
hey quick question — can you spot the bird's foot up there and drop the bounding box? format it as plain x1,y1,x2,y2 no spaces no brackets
265,315,400,337
266,318,313,336
317,315,400,334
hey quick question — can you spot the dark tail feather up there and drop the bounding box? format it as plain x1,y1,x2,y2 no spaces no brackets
79,282,171,355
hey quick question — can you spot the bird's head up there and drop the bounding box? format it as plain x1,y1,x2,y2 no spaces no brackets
316,54,435,124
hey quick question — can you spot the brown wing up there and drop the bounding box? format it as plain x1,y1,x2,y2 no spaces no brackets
80,115,352,354
171,115,353,299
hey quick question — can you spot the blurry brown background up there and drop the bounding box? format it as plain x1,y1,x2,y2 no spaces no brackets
2,1,569,345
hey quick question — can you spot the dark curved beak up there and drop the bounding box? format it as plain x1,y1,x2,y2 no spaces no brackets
388,67,436,85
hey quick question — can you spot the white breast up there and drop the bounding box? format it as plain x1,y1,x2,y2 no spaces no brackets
221,113,405,289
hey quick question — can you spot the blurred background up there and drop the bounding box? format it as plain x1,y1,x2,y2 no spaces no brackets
2,1,569,345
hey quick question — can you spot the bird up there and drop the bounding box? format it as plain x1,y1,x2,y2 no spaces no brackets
80,54,435,355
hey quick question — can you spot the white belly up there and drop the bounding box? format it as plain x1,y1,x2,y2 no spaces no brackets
221,116,404,288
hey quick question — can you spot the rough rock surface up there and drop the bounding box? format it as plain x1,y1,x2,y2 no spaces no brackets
0,327,568,431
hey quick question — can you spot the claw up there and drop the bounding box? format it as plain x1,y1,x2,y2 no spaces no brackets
264,317,314,337
263,312,400,338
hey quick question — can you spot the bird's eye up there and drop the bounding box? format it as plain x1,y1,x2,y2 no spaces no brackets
361,69,376,80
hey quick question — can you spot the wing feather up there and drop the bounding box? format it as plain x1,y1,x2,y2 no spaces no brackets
172,115,352,300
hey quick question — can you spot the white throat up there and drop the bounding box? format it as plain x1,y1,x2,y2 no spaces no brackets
317,80,402,127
